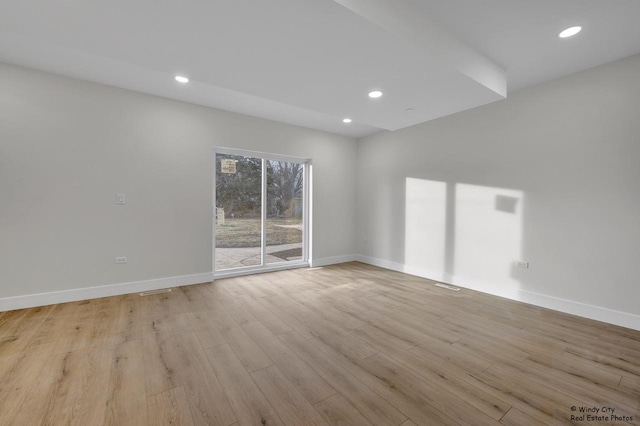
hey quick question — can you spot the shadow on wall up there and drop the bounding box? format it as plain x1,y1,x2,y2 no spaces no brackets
404,177,524,296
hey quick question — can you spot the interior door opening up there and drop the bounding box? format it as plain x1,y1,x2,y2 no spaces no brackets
214,148,310,276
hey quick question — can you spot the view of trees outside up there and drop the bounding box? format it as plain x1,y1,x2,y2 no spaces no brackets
267,160,304,219
215,155,262,219
215,153,304,270
266,159,303,264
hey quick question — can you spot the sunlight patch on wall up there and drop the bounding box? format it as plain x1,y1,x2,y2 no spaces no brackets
455,183,523,287
405,178,446,276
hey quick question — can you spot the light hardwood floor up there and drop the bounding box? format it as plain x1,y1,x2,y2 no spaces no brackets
1,262,638,425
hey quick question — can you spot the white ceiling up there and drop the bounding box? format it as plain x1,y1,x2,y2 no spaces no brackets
1,0,639,138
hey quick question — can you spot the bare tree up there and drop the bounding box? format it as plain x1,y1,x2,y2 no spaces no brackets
267,161,303,217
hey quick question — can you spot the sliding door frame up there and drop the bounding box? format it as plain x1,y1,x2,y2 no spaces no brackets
213,147,311,279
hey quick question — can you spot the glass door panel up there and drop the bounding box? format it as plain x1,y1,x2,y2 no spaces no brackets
265,160,304,264
215,153,262,271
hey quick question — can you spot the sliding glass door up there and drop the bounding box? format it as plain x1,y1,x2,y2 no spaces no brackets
265,159,304,264
214,148,309,276
214,153,263,270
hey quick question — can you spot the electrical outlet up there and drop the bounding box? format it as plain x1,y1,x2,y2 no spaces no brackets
115,256,128,264
516,261,529,269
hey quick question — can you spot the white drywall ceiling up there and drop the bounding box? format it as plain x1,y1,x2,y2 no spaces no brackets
1,0,639,137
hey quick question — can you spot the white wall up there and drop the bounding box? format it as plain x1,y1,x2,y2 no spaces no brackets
3,55,640,329
0,63,357,301
356,54,640,327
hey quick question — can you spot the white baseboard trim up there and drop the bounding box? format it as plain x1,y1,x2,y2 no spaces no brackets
6,256,638,331
0,272,214,312
355,255,640,331
311,254,358,268
0,256,357,311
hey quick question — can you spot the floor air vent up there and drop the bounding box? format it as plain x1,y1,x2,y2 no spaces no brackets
140,288,172,296
435,283,461,291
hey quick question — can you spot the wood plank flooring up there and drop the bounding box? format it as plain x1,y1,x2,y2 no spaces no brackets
1,262,638,425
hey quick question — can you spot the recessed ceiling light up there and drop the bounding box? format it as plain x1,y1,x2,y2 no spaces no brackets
174,75,189,83
559,26,582,38
343,118,352,124
368,90,383,98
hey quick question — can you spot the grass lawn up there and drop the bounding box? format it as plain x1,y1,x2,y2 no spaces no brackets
215,217,302,248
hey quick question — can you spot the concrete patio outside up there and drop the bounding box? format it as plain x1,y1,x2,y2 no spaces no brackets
215,242,302,270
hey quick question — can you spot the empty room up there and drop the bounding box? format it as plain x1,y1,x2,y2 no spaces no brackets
1,1,639,425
